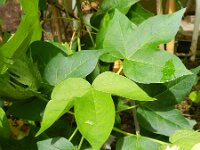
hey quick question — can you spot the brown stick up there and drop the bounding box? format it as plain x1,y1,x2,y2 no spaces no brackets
166,0,176,53
51,5,62,42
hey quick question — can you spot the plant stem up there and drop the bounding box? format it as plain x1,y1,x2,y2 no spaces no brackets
78,136,84,150
190,0,200,61
69,31,76,51
69,127,78,141
67,111,74,115
131,101,140,135
113,127,168,145
77,32,81,51
116,66,123,75
87,27,95,47
116,105,138,113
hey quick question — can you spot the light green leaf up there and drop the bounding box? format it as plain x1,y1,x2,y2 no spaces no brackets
36,99,73,136
36,78,91,136
44,50,104,85
0,0,41,74
51,78,91,100
189,91,200,104
0,108,10,139
37,137,75,150
127,4,154,25
0,0,7,5
100,0,139,14
92,71,155,101
123,48,192,83
74,89,115,149
116,136,159,150
137,105,192,136
169,130,200,150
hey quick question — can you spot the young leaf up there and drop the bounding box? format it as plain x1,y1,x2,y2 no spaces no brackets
0,108,10,139
51,78,91,100
116,136,159,150
100,0,139,14
92,71,155,101
44,50,104,85
36,78,91,136
137,105,193,136
36,99,73,136
37,137,75,150
168,130,200,150
74,89,115,149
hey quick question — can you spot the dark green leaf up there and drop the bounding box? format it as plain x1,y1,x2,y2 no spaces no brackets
116,136,159,150
74,89,115,149
7,98,46,121
37,137,75,150
100,0,139,14
137,68,198,107
92,71,155,101
44,50,104,85
0,108,10,139
127,4,154,25
137,105,193,136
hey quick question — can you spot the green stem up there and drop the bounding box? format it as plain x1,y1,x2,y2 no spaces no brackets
87,28,95,47
69,31,76,51
67,111,74,115
78,136,84,150
113,127,168,145
69,127,78,142
116,66,123,75
116,105,138,113
77,32,81,51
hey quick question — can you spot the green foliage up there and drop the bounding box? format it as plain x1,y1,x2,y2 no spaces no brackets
74,89,115,150
0,0,199,149
92,71,155,101
0,108,10,139
37,137,75,150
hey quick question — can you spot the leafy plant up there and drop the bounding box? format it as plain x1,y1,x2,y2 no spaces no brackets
0,0,199,150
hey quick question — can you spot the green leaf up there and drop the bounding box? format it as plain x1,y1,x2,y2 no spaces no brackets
37,137,75,150
0,56,42,102
37,78,91,136
51,78,91,100
44,50,104,85
97,9,191,83
123,48,191,83
100,0,139,14
127,4,154,25
96,10,137,58
0,0,7,5
92,71,155,101
169,130,200,150
138,73,196,107
137,105,193,136
116,136,159,150
0,107,10,139
7,98,46,121
0,0,42,74
74,89,115,149
29,41,66,78
36,99,73,136
189,91,200,104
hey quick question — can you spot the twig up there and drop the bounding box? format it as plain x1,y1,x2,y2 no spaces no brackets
190,0,200,61
130,101,140,135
